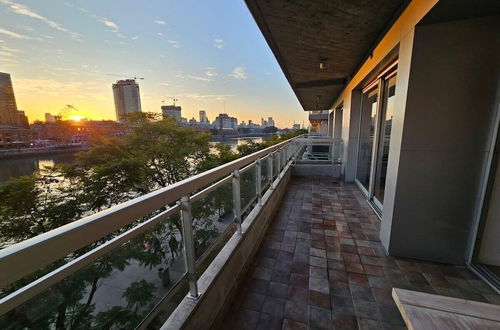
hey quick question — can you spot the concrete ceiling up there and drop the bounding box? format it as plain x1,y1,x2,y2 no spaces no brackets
245,0,410,111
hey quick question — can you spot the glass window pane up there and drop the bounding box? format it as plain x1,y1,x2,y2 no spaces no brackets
356,86,378,191
374,74,397,204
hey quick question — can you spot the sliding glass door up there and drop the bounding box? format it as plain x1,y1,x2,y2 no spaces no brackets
355,65,397,212
356,85,379,193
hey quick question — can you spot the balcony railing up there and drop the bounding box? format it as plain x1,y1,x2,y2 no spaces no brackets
308,110,329,121
0,135,303,328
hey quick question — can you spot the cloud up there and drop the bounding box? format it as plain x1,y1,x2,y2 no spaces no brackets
157,32,163,36
229,66,248,79
154,19,166,25
204,67,218,78
0,0,81,40
76,6,122,38
159,82,170,87
0,50,14,57
178,93,232,101
0,27,34,40
2,45,19,52
131,36,139,40
188,75,211,82
167,39,181,48
98,18,119,31
213,38,224,49
186,67,218,82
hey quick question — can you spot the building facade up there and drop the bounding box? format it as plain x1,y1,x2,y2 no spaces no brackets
112,79,142,121
162,105,182,122
0,72,29,128
214,113,238,130
247,0,500,287
199,110,209,124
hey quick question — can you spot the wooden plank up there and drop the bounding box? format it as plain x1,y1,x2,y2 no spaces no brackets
393,288,500,322
392,288,500,330
404,304,500,330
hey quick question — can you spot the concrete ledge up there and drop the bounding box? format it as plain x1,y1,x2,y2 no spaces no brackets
161,168,292,330
292,163,341,178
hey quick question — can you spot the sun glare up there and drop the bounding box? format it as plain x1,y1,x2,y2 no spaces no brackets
68,115,84,122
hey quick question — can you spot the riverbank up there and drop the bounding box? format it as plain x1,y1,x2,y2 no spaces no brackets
210,133,269,141
0,145,87,160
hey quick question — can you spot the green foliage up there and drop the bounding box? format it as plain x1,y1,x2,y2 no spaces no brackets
122,280,156,310
0,117,303,328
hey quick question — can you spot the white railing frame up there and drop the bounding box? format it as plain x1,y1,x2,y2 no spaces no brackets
0,136,300,290
0,135,303,318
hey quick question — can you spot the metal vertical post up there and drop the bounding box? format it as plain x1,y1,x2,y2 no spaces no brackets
232,170,243,234
280,148,284,175
268,155,274,190
256,159,262,206
180,195,198,299
277,149,281,174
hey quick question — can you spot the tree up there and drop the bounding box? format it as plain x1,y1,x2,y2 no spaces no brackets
0,119,305,328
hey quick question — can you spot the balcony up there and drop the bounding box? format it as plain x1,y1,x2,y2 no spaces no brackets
0,134,499,329
0,135,327,329
308,111,329,122
217,178,500,329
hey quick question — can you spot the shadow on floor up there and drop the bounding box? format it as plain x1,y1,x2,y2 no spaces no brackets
220,177,500,330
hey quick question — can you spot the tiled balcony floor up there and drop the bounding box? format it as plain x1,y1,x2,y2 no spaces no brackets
221,177,500,330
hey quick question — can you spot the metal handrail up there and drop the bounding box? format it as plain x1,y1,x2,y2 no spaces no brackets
0,136,300,289
0,135,303,319
0,204,181,316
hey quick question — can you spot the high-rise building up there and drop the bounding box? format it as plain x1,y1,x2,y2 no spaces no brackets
0,72,26,127
162,105,182,122
199,110,209,124
267,117,275,127
45,113,56,123
16,110,29,128
112,79,142,121
215,113,238,130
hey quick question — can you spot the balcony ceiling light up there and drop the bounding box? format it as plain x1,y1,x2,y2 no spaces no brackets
319,58,329,70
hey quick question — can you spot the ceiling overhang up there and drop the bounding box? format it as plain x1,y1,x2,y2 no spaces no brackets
245,0,410,111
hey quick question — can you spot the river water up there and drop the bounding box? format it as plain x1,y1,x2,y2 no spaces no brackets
0,137,263,184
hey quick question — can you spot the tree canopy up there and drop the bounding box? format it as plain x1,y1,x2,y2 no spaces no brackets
0,116,304,329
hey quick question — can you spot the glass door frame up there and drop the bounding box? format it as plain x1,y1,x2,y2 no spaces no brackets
468,100,500,292
355,61,398,214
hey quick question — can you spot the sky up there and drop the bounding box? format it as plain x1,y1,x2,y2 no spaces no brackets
0,0,308,128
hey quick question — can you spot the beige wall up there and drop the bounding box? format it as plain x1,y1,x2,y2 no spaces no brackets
330,0,500,264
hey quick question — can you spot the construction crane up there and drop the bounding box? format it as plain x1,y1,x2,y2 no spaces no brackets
106,73,144,80
56,104,86,121
162,97,178,106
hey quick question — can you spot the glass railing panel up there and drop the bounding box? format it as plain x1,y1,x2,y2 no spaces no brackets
273,152,279,180
240,164,257,217
0,209,185,330
260,155,270,191
191,180,234,263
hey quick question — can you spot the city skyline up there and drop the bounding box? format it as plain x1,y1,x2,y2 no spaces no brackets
0,0,308,127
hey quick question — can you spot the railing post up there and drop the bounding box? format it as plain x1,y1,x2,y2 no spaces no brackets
256,159,262,206
180,195,198,299
268,155,274,190
276,149,281,178
232,170,243,235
